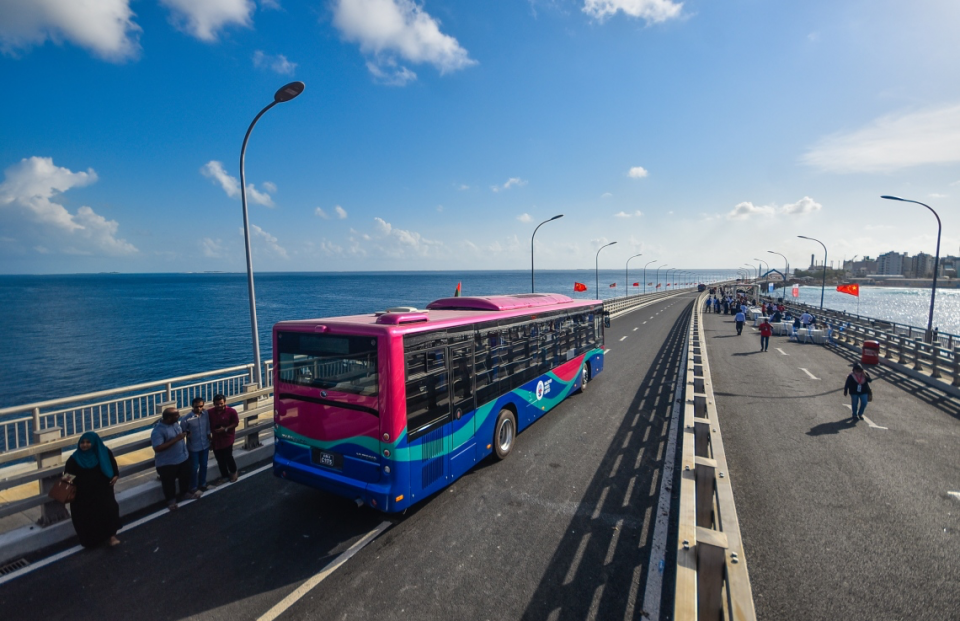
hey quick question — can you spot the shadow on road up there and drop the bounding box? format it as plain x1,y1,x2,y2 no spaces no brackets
806,419,858,436
520,302,693,621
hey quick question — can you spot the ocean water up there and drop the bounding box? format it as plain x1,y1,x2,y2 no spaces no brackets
3,273,957,408
0,270,717,407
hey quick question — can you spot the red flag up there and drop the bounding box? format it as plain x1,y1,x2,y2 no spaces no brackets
837,283,859,297
574,282,587,292
647,282,653,286
656,283,661,288
609,283,616,288
454,281,461,297
633,282,639,287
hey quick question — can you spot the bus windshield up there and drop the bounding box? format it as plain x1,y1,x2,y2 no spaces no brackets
277,331,378,396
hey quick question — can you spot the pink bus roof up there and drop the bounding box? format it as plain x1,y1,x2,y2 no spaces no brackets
274,293,601,336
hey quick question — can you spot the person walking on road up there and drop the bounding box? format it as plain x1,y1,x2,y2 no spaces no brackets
209,394,240,483
758,317,773,351
734,309,746,335
843,363,873,421
63,432,121,547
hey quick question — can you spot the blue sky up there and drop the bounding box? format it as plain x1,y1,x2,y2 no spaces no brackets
1,0,959,276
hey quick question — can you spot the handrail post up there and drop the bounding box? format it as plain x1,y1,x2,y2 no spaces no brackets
953,346,960,387
898,335,907,365
165,382,173,403
913,338,924,372
32,407,41,433
35,426,69,526
243,383,262,450
931,344,942,379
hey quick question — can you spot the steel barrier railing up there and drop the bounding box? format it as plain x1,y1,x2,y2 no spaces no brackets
675,292,757,621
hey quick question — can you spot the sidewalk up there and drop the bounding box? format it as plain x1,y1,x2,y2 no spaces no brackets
701,309,960,621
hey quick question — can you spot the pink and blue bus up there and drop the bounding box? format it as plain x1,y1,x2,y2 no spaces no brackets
272,293,606,512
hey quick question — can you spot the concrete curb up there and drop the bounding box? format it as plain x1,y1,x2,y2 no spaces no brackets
0,441,274,566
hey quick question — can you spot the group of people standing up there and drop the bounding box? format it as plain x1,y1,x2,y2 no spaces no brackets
60,394,241,549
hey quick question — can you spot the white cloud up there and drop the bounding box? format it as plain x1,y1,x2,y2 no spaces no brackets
802,104,960,173
517,213,533,223
0,156,137,255
628,166,648,179
261,0,281,9
0,0,141,61
727,201,775,220
928,193,947,199
372,216,443,257
601,192,613,198
315,207,329,219
201,237,224,258
614,211,631,218
248,224,288,258
332,0,476,85
492,177,527,192
253,50,297,75
436,205,444,212
458,184,471,191
201,161,275,207
334,205,348,219
159,0,254,42
781,196,822,215
583,0,683,24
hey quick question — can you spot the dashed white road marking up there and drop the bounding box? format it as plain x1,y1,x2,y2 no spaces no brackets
776,348,789,356
620,336,628,342
643,321,647,325
948,491,960,501
649,317,654,320
843,405,888,429
800,368,820,380
604,349,611,354
257,521,392,621
633,327,638,332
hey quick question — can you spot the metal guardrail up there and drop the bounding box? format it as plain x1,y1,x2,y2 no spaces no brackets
675,292,757,621
0,387,273,525
0,361,274,454
603,288,690,317
768,299,960,390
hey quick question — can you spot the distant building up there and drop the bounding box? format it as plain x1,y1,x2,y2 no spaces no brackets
876,251,906,276
844,256,877,277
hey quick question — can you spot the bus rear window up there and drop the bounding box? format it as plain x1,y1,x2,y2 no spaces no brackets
277,332,379,396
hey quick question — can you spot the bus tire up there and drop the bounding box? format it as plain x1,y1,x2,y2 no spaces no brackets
493,408,517,460
578,364,590,393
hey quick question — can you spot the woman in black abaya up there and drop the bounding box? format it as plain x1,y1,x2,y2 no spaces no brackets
63,432,121,547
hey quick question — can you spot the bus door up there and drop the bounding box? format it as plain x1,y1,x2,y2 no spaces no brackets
448,342,476,479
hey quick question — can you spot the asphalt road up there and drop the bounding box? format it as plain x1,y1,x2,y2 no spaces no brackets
703,309,960,621
0,292,698,621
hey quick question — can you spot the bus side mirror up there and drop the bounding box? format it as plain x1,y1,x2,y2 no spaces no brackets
603,315,611,329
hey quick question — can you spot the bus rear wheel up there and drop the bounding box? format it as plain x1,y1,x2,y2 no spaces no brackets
493,408,517,460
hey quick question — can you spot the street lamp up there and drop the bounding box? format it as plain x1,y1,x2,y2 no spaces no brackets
754,258,768,295
666,267,677,290
240,80,304,388
655,264,668,291
643,259,657,294
531,214,564,293
768,250,790,290
882,195,942,342
625,253,642,298
595,241,617,297
798,235,827,311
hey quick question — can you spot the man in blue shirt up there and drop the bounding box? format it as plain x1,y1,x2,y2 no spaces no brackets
151,407,196,510
734,310,746,335
180,397,213,495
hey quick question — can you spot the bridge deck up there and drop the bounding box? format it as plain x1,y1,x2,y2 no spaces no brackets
0,294,696,621
703,309,960,620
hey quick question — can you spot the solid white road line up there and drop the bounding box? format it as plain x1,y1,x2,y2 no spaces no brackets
776,348,789,356
620,336,628,342
257,521,392,621
800,368,820,380
948,491,960,501
0,463,275,586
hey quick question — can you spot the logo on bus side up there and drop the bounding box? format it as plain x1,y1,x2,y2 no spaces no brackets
536,379,552,401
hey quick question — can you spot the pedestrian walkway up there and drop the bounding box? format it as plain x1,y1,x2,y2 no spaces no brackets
702,310,960,621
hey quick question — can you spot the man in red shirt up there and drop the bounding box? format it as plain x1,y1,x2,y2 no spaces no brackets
209,394,240,483
759,318,773,352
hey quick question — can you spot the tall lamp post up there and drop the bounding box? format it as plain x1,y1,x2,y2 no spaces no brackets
531,214,564,293
655,264,668,291
768,250,790,294
625,253,642,298
595,241,617,297
643,259,657,294
666,268,677,290
882,195,942,342
240,81,304,388
798,235,827,311
754,258,768,295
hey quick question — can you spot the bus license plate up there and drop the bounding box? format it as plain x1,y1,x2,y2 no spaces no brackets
311,448,342,470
